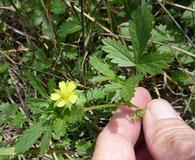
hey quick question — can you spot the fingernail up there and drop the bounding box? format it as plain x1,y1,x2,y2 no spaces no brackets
147,99,181,120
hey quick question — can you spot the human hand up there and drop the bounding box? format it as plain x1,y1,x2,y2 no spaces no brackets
92,87,195,160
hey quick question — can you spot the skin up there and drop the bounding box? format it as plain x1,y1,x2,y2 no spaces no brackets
92,87,195,160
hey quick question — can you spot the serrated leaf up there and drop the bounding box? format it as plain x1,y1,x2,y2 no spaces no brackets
64,106,84,123
121,74,143,102
137,52,174,75
53,118,67,136
25,71,48,99
90,56,116,78
151,25,175,42
14,121,46,154
102,38,135,67
90,76,113,83
40,125,53,154
103,83,123,92
86,88,106,102
0,148,15,155
129,5,153,59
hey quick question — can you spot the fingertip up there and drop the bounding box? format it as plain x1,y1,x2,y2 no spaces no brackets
131,87,152,107
147,99,181,120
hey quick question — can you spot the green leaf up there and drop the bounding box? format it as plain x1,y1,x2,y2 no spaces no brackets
90,55,116,78
48,77,56,94
121,74,143,102
42,18,53,39
40,125,53,154
57,20,81,40
11,112,25,127
53,118,67,136
137,52,174,75
102,38,135,67
0,62,9,73
25,71,48,99
0,103,17,116
171,70,189,84
151,25,175,42
29,9,44,27
31,50,51,70
86,88,106,102
76,140,92,155
0,148,15,155
51,0,66,14
64,106,84,123
90,76,113,83
14,121,46,154
129,5,153,59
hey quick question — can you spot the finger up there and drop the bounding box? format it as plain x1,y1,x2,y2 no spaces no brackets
93,87,152,160
135,129,153,160
143,99,195,160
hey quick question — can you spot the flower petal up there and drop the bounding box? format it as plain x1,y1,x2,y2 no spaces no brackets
69,94,78,104
59,81,66,92
56,100,66,107
50,93,61,101
67,81,76,91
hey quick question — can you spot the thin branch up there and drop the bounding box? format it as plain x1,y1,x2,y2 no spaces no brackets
157,0,195,48
0,6,15,11
163,0,195,13
84,104,118,112
64,0,118,38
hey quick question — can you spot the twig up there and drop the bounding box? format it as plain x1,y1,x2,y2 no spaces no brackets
26,148,78,156
40,0,56,48
64,0,118,38
0,6,15,11
157,0,195,48
84,104,118,112
162,0,195,13
167,45,195,58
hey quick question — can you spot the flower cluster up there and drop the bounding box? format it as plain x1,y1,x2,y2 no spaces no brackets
50,81,78,107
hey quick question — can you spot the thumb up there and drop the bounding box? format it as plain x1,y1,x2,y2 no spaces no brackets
143,99,195,160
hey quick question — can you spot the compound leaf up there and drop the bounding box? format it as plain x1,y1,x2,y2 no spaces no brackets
102,38,135,67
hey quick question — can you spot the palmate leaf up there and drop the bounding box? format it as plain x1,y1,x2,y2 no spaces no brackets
129,5,153,59
137,52,174,75
14,121,46,154
90,55,116,79
102,38,135,67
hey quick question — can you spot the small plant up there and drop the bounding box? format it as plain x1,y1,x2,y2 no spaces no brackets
0,0,194,159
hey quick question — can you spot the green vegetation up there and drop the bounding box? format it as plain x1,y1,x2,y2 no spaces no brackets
0,0,194,159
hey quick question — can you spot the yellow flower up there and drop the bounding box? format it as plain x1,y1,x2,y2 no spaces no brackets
50,81,78,107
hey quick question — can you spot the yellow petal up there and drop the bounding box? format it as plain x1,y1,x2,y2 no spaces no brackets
56,100,66,107
59,81,66,92
69,94,78,104
67,81,76,91
50,93,61,101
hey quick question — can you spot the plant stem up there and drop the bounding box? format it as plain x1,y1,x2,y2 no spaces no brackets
84,104,118,112
84,102,140,112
